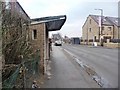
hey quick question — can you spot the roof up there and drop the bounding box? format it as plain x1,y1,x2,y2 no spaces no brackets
106,17,119,26
90,15,119,27
31,15,67,31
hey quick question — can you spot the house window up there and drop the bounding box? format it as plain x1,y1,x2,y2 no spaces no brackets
89,28,91,32
94,36,96,41
108,27,111,31
32,29,37,40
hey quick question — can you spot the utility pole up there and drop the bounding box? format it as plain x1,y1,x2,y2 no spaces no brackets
95,9,103,46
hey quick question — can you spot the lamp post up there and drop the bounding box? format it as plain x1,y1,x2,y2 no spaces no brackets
95,9,103,46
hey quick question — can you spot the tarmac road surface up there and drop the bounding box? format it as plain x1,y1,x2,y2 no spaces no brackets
61,44,118,88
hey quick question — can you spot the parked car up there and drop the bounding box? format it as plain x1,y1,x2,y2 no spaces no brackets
54,40,62,46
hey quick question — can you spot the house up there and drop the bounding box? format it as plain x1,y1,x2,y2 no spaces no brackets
2,0,30,21
82,15,120,45
29,15,66,74
2,1,31,64
2,1,33,88
63,35,71,44
52,33,63,43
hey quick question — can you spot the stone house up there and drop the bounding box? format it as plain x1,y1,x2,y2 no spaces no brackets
82,15,120,45
2,1,30,65
52,33,63,43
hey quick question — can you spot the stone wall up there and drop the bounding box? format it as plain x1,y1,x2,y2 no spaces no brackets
104,43,119,48
29,23,45,74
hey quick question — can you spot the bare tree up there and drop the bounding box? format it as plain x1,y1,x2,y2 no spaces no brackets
1,2,34,82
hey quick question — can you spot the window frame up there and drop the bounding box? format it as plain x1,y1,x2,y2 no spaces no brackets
108,27,112,31
89,28,91,32
32,29,37,40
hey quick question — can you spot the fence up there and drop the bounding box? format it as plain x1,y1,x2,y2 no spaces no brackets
2,50,40,88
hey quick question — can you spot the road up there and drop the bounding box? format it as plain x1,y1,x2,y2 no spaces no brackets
61,44,118,88
42,45,100,88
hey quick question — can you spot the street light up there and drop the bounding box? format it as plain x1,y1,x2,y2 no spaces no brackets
95,9,103,46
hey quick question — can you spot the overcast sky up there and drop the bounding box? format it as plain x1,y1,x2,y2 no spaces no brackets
18,0,119,38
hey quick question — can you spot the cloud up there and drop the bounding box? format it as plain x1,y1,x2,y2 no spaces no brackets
17,0,118,37
18,0,83,18
39,3,69,17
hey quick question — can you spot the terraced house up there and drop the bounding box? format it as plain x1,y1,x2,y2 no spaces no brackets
82,15,120,47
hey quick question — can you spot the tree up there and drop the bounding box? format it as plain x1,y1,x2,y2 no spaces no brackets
1,2,34,82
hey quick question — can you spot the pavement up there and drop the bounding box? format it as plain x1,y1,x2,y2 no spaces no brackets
42,46,100,88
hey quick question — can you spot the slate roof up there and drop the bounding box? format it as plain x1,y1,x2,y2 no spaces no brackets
106,17,119,26
31,15,66,23
90,15,119,27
